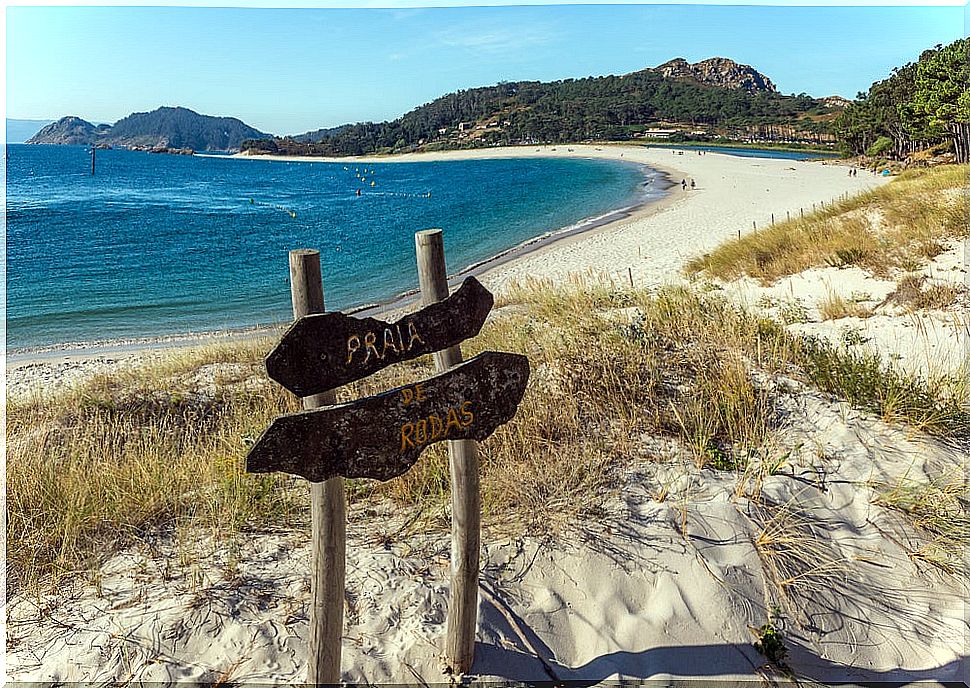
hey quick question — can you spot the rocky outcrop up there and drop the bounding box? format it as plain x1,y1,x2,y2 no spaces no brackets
820,95,852,109
26,107,270,151
653,57,777,94
107,107,268,151
26,117,108,145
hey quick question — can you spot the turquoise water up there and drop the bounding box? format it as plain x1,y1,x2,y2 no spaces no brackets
6,145,660,350
648,143,839,160
647,144,839,160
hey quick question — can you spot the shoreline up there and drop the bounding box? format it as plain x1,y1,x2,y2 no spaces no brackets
6,143,880,371
6,150,675,366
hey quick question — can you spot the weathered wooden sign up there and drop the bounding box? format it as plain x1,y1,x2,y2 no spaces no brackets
247,241,528,680
248,351,529,482
266,276,494,397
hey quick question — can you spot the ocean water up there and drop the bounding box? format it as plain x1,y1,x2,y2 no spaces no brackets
6,145,660,351
648,144,840,160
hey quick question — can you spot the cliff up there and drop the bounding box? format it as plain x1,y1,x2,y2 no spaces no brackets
652,57,777,94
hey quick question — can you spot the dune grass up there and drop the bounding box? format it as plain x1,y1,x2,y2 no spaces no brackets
887,274,965,312
8,279,970,594
817,291,872,321
686,165,969,283
6,281,783,592
872,468,969,575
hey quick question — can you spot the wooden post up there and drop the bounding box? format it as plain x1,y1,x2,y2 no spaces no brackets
627,267,634,289
801,207,804,218
90,146,96,175
289,249,346,685
786,211,790,223
415,229,480,674
771,213,774,225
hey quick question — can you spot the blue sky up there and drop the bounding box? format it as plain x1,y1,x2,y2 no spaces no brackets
6,3,965,136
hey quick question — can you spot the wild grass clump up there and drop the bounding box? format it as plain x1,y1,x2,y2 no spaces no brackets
872,469,969,575
686,165,969,283
749,495,848,623
888,274,965,312
6,337,305,592
795,335,970,437
818,291,872,320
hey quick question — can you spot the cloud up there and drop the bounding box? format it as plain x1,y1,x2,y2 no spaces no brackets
435,22,560,55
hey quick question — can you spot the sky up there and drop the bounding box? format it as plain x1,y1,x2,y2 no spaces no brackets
5,2,966,136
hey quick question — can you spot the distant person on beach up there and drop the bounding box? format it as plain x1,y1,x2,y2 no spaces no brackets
681,179,687,190
690,179,695,190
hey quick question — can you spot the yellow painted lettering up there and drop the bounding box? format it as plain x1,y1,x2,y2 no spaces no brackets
429,414,444,440
406,322,425,350
363,332,380,363
346,335,361,364
400,423,415,451
445,408,463,435
415,419,428,444
381,327,399,358
401,387,414,405
414,383,426,402
460,401,474,427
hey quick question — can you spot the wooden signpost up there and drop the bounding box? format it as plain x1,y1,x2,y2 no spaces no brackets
248,351,529,482
265,276,494,397
247,235,529,681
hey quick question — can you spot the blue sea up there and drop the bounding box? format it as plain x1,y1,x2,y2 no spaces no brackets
647,144,840,160
6,145,665,351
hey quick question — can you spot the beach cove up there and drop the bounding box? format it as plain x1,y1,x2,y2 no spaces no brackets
10,147,969,686
7,144,879,384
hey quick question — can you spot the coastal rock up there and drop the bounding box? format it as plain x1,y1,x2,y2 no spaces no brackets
653,57,777,93
820,95,852,109
26,106,270,152
26,116,105,145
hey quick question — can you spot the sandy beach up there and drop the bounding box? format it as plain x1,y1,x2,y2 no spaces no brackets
7,147,968,686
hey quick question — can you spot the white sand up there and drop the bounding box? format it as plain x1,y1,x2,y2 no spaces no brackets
8,147,968,685
723,239,969,378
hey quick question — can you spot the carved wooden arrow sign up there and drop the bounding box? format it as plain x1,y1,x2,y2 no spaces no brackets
247,351,530,482
266,277,494,397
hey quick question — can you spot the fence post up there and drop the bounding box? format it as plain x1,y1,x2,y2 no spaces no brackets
289,249,346,685
415,229,481,674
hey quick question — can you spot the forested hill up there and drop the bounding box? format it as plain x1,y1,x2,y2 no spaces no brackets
27,107,270,151
242,58,840,157
834,38,970,163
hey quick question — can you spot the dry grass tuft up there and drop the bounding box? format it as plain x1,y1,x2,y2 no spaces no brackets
872,468,969,575
686,165,968,283
748,495,849,623
887,274,965,312
818,291,872,320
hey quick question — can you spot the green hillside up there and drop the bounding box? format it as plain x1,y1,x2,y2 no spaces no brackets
243,61,839,157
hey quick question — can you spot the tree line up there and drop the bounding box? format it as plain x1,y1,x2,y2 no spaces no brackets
834,38,969,163
243,69,836,157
